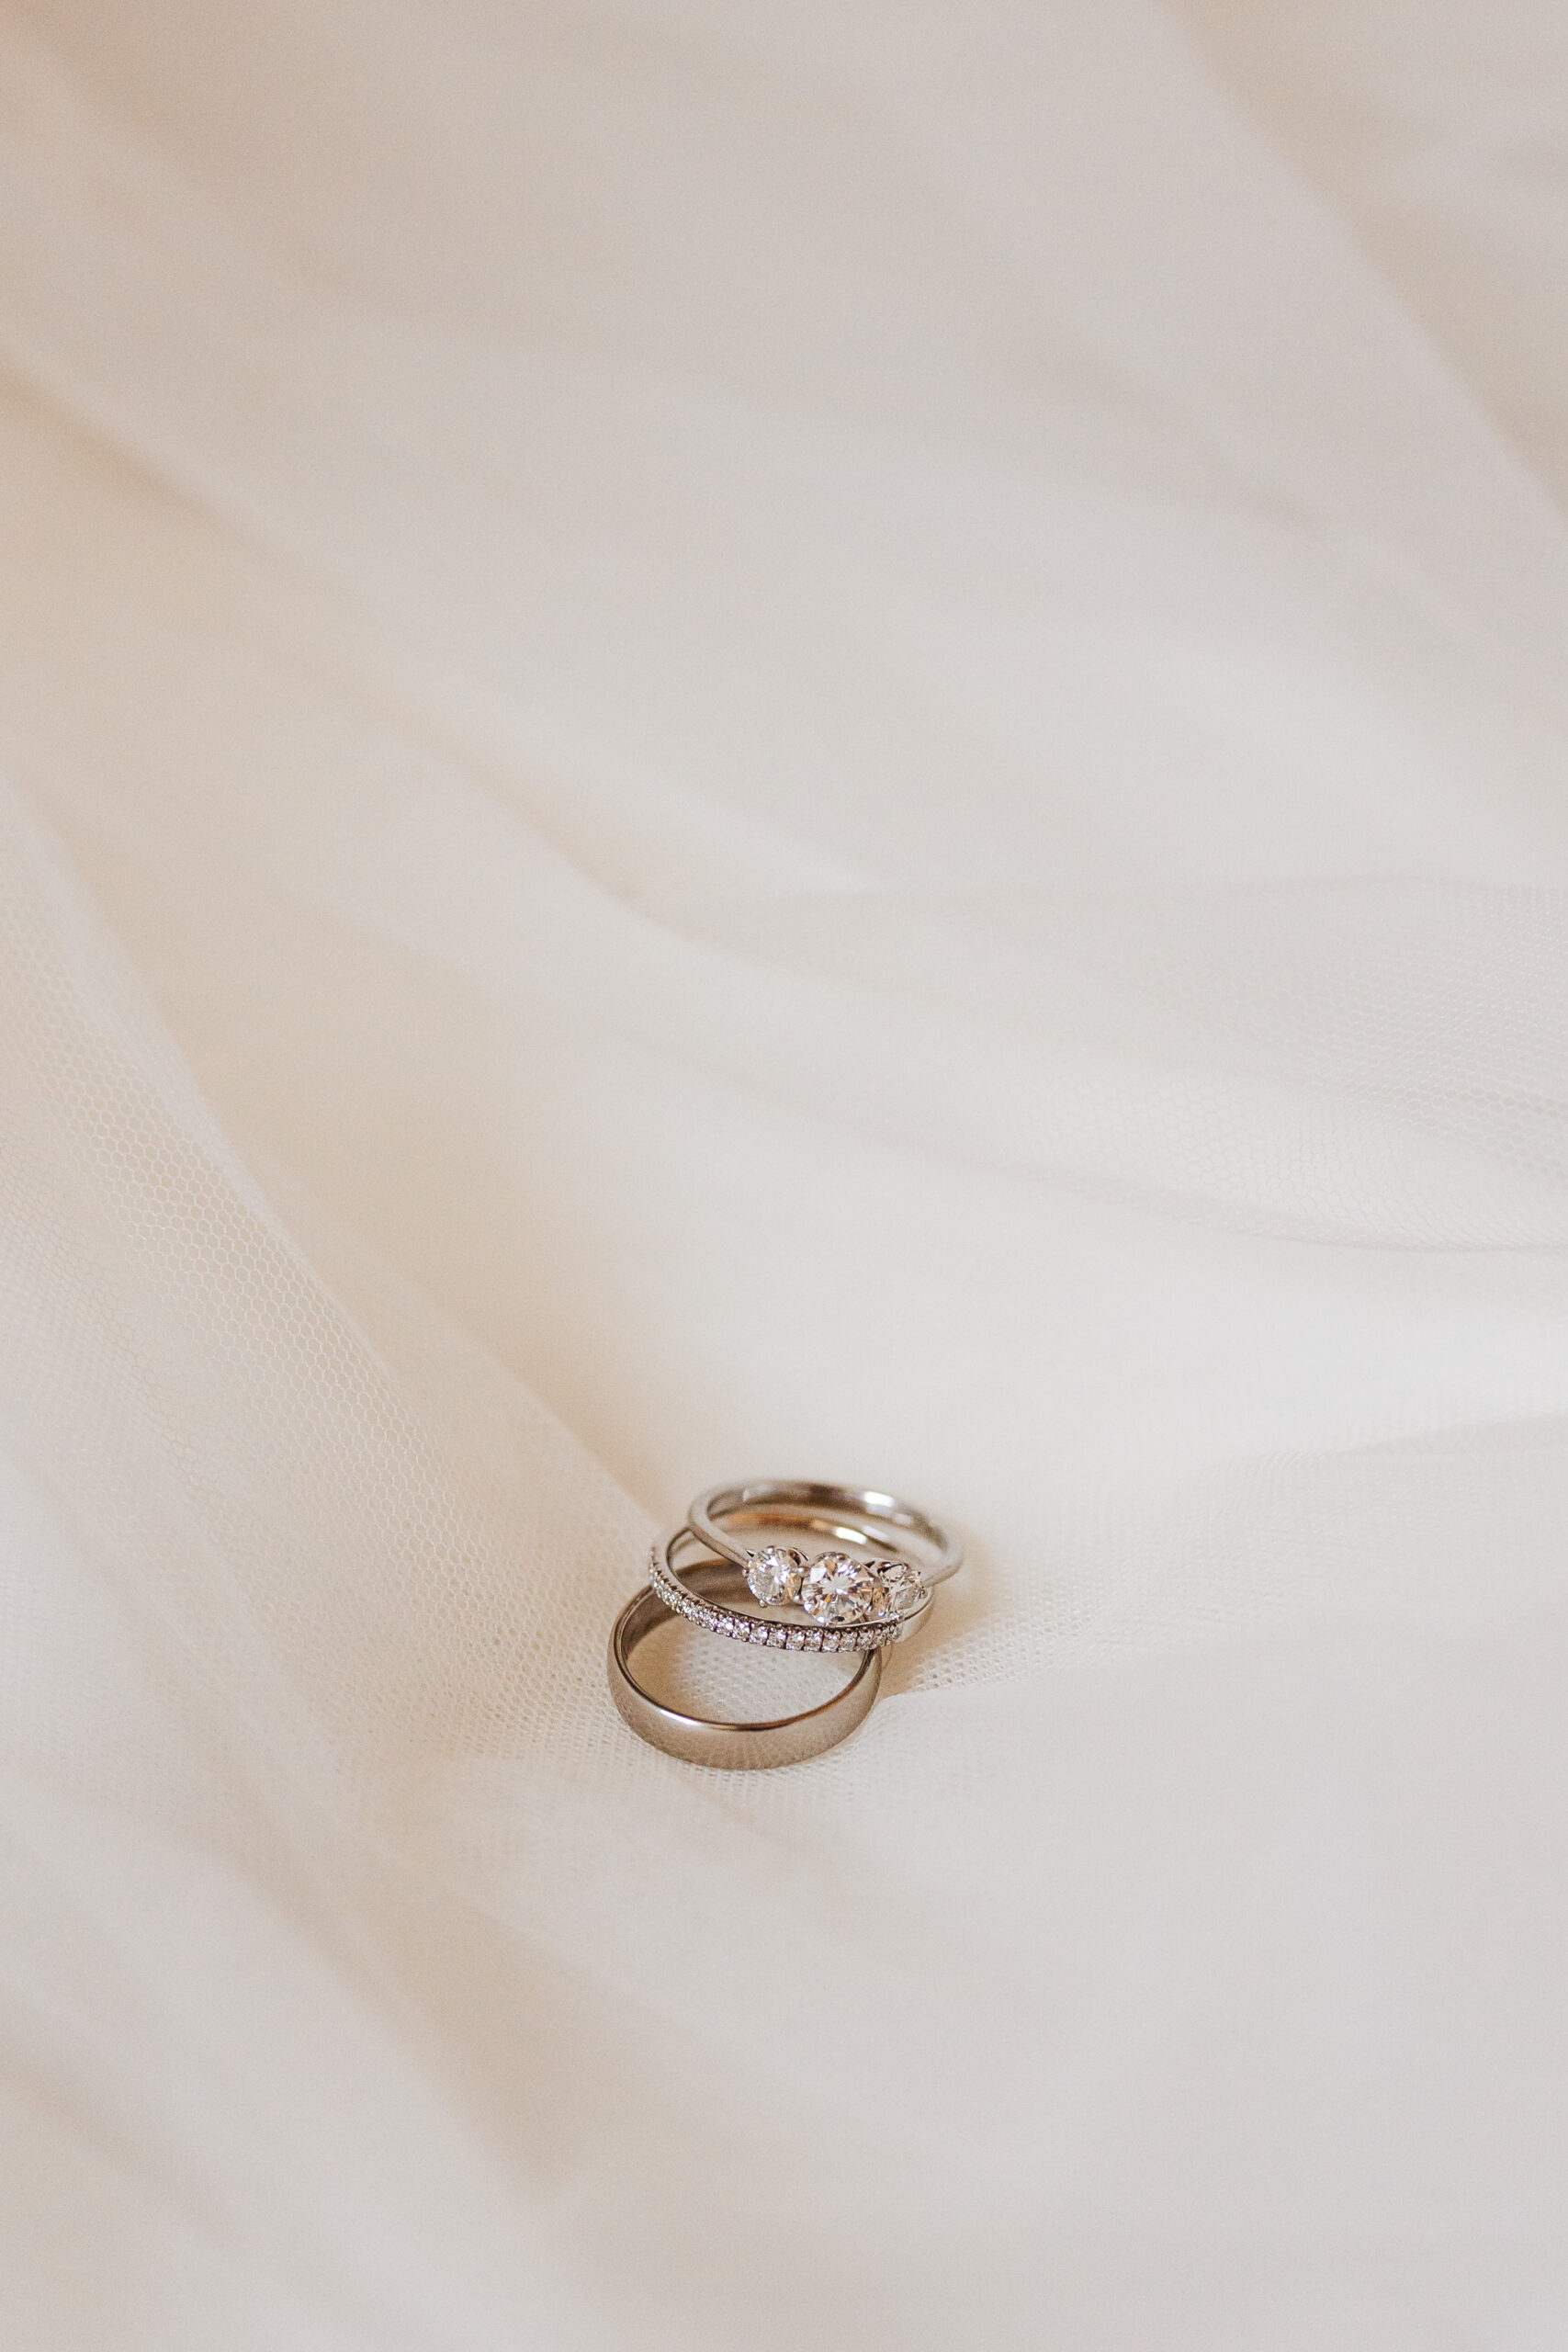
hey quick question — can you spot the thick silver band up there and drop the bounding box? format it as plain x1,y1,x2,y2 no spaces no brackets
607,1550,881,1769
688,1479,964,1587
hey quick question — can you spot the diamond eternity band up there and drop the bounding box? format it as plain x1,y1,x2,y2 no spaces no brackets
648,1542,912,1651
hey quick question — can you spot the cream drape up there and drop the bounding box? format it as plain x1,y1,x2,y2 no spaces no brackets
3,5,1567,2344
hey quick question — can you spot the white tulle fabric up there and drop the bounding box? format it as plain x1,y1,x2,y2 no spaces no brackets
3,3,1568,2342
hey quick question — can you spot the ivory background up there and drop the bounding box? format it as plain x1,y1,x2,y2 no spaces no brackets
3,4,1567,2345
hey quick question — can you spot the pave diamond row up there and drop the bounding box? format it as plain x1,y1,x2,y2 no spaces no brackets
648,1547,900,1652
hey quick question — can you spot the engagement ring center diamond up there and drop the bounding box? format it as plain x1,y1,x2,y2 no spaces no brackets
800,1551,890,1625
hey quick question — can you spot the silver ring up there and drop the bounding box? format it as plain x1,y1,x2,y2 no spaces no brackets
607,1544,882,1769
649,1524,931,1648
688,1478,964,1592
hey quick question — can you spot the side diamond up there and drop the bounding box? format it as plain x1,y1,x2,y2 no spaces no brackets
746,1545,806,1606
873,1556,928,1616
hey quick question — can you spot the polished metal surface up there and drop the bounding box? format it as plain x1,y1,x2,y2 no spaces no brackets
608,1549,881,1769
688,1478,964,1586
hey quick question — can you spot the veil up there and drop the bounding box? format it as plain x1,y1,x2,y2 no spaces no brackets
2,5,1565,2341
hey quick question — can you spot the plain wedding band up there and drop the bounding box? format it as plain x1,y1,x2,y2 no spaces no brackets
607,1544,883,1769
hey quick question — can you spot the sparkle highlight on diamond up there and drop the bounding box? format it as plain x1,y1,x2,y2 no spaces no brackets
799,1552,890,1625
745,1544,806,1607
